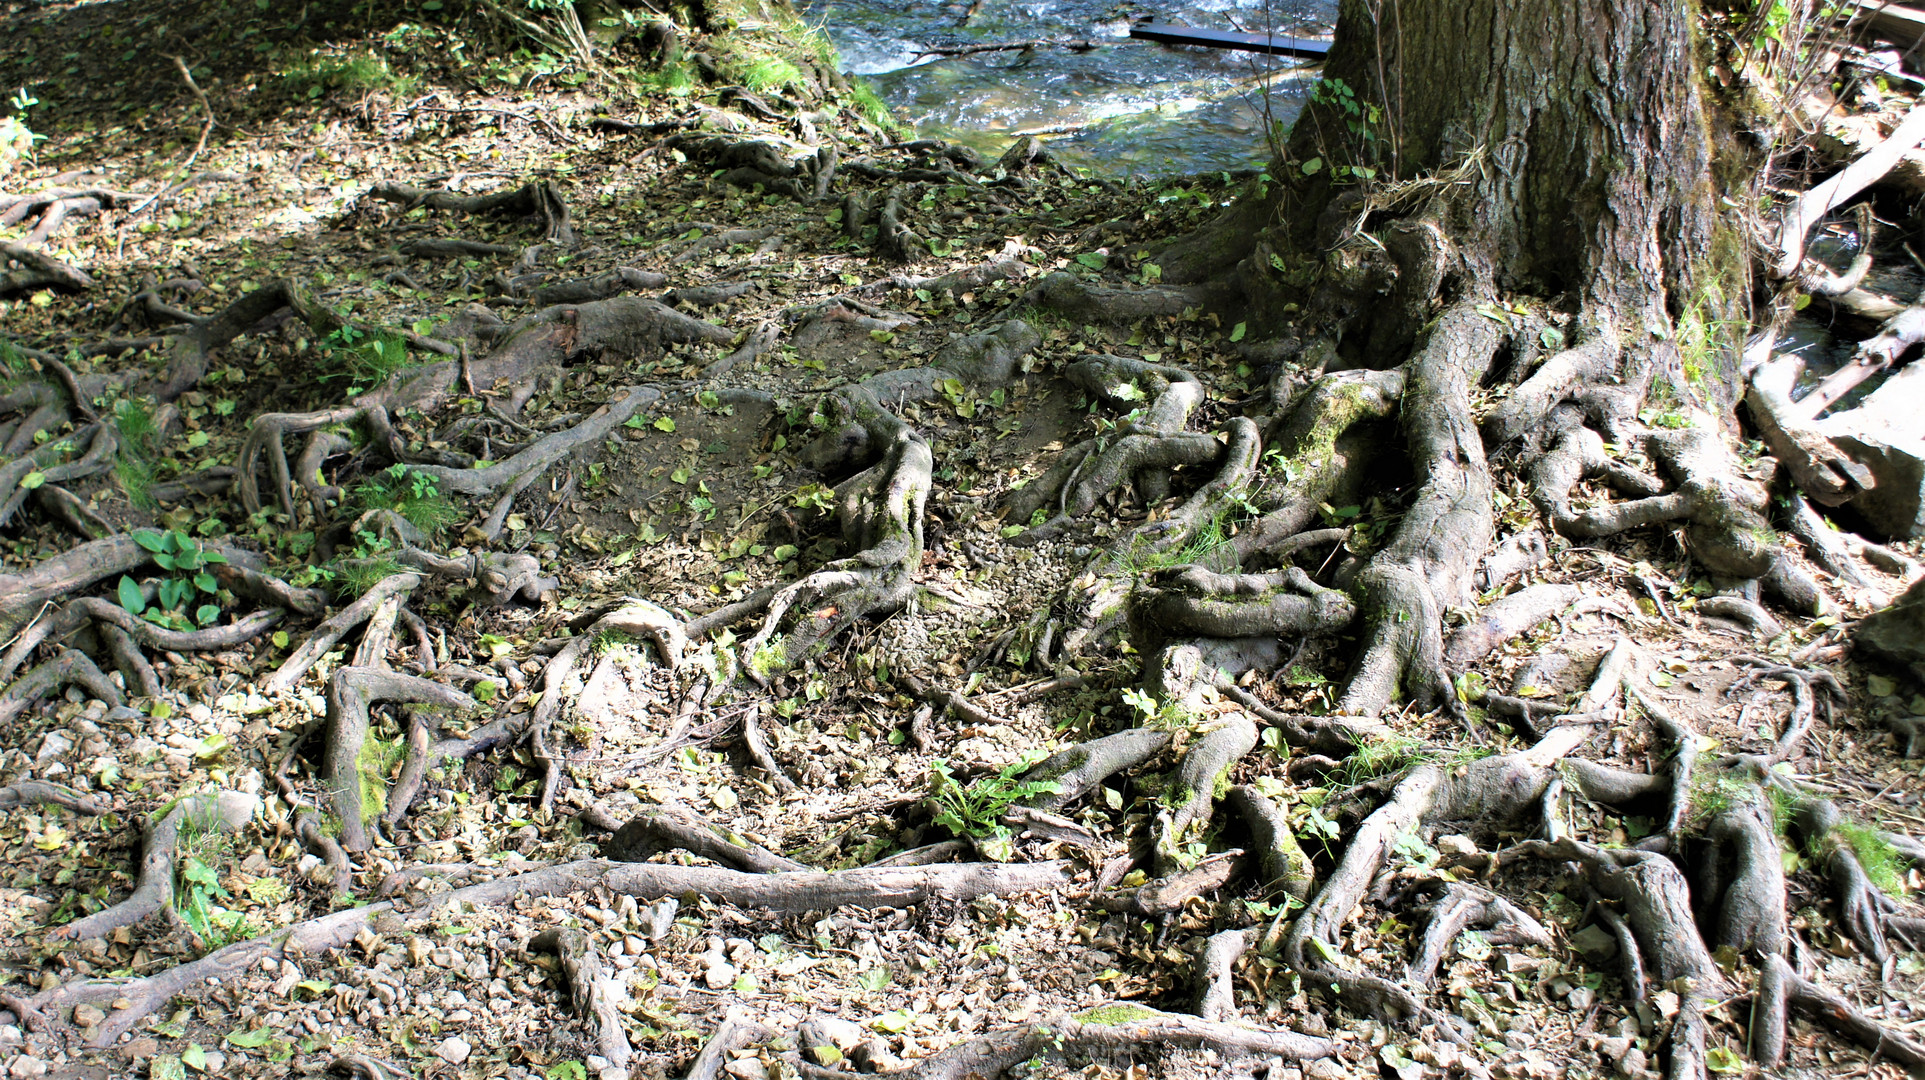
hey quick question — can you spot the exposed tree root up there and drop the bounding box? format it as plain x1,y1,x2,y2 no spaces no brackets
1017,728,1171,812
319,667,476,853
529,928,632,1071
1283,727,1588,1022
604,804,807,872
1443,584,1582,667
51,791,260,943
0,779,105,814
888,1002,1333,1080
1751,953,1925,1069
0,648,122,725
745,427,932,674
686,1010,775,1080
30,857,1075,1046
529,599,684,810
0,239,94,295
1222,784,1312,898
366,179,576,246
266,573,422,693
1340,302,1504,716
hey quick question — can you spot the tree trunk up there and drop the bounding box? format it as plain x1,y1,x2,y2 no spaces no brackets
1302,0,1720,326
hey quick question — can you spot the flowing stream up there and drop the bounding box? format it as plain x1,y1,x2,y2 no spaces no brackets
804,0,1338,177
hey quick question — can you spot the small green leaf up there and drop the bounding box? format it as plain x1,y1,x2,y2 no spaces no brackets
1539,326,1566,352
272,630,289,648
182,1043,210,1072
133,529,168,553
118,575,146,615
194,572,219,594
473,680,499,703
653,416,676,432
1073,252,1108,270
772,544,798,562
1705,1047,1742,1074
1300,156,1323,175
18,471,45,490
196,604,221,627
226,1026,275,1048
1228,322,1247,342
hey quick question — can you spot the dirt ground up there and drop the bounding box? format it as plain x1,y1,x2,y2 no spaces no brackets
0,2,1922,1080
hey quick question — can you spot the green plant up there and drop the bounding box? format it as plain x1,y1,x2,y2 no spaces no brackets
1833,822,1907,895
1334,735,1425,787
281,51,415,100
354,464,462,535
320,327,417,395
1299,78,1383,183
927,752,1061,860
0,338,30,386
1120,687,1196,731
178,855,252,948
119,529,229,631
110,396,161,509
324,529,403,599
0,88,44,178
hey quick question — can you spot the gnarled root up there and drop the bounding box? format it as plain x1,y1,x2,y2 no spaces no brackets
1009,355,1208,539
744,428,931,674
530,600,684,810
1405,882,1553,987
603,804,806,872
529,928,631,1070
1505,837,1727,1078
1751,953,1925,1069
266,573,422,694
320,666,477,853
890,1002,1333,1080
365,179,576,246
1339,303,1503,716
1443,584,1582,667
1283,727,1588,1021
51,791,261,942
1016,728,1171,812
0,779,106,815
0,648,122,726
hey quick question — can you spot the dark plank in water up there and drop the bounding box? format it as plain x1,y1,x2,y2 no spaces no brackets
1128,23,1331,59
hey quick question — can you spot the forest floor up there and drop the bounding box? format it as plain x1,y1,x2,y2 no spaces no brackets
0,2,1923,1080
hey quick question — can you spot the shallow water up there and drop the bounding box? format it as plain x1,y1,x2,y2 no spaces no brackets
804,0,1337,177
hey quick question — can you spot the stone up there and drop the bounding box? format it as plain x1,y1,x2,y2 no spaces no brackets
1829,431,1925,538
1856,576,1925,683
1817,361,1925,539
849,1038,900,1073
437,1037,472,1065
703,959,738,990
34,732,72,762
636,898,679,940
8,1056,45,1078
723,1060,768,1080
70,1004,103,1028
119,1038,158,1062
798,1015,867,1064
